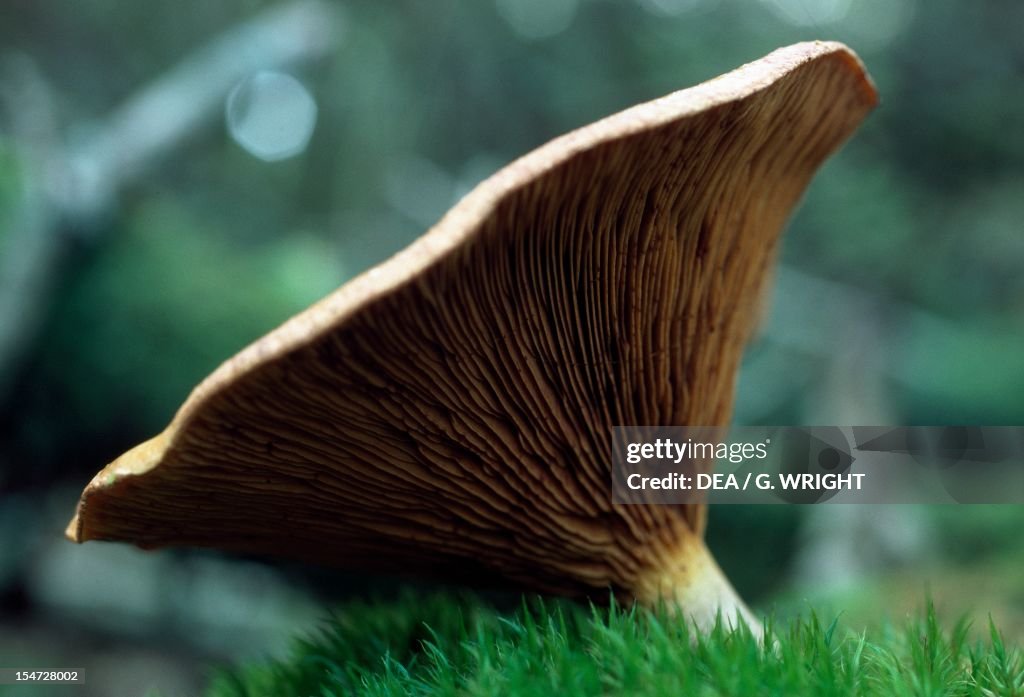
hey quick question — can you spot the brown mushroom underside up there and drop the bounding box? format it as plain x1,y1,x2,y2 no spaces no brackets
67,42,877,627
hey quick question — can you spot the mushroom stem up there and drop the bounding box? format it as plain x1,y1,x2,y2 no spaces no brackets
635,540,757,634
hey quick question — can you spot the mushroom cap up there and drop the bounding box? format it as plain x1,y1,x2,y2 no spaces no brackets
67,42,876,601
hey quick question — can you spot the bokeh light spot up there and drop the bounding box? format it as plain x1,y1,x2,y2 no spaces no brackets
226,71,318,162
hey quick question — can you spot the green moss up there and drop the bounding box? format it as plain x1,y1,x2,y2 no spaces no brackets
201,592,1021,697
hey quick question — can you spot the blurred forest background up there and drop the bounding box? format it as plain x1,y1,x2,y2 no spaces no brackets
2,0,1023,695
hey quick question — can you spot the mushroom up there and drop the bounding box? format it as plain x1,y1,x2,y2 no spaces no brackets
66,42,877,630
